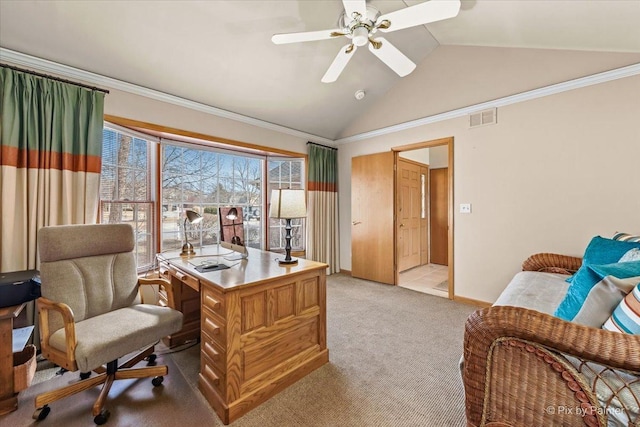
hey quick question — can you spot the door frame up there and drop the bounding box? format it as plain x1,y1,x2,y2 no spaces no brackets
392,137,454,299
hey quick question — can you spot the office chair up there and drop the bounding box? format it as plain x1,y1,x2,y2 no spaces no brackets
34,224,183,425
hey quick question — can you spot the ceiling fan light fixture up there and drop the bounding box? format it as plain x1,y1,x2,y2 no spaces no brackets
352,26,369,47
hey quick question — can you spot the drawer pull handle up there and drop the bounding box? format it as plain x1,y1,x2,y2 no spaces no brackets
205,318,221,335
205,295,221,309
175,271,186,281
204,365,219,384
204,342,220,361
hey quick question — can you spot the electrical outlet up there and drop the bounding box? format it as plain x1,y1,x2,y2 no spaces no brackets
460,203,472,214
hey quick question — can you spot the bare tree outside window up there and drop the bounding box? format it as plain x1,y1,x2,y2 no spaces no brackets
100,128,153,269
161,144,264,251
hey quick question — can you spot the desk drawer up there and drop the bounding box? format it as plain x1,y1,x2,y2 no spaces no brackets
170,267,199,292
201,350,225,396
202,331,226,372
202,286,225,319
202,309,226,347
158,262,171,281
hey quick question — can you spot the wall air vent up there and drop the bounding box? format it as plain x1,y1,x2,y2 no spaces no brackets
469,108,497,128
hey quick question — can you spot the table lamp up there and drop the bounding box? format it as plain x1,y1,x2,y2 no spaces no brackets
180,209,203,256
269,189,306,265
225,207,242,245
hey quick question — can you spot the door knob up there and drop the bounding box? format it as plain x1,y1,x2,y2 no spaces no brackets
352,221,362,226
399,223,405,228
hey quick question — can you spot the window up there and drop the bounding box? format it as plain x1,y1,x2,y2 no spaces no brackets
268,158,305,251
99,126,156,270
100,121,305,261
161,141,264,251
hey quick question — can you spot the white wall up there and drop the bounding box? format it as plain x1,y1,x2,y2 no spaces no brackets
428,145,448,169
399,149,429,164
337,75,640,303
104,88,310,154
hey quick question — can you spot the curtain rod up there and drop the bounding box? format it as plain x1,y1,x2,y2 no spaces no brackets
307,141,337,151
0,63,110,94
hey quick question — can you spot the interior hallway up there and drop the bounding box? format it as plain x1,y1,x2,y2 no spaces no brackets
398,263,448,297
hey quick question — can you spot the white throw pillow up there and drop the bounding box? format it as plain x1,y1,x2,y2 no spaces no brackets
619,248,640,263
571,275,640,328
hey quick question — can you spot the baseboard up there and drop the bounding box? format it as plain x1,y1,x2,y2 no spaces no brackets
453,295,492,308
338,269,351,276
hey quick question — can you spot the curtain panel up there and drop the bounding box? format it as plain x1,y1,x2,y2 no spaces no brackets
0,67,105,271
307,143,339,274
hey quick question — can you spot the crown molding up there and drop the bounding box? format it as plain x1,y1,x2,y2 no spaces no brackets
0,48,334,145
335,62,640,144
2,48,637,147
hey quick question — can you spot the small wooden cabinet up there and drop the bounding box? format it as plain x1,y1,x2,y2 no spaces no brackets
157,247,328,424
157,260,201,347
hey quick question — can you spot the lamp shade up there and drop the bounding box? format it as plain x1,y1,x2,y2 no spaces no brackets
269,189,306,219
186,209,203,224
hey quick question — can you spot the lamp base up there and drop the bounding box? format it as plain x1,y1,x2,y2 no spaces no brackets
278,258,298,265
180,242,196,257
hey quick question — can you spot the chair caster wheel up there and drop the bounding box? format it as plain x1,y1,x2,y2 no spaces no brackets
80,371,91,380
152,376,164,387
33,405,51,421
146,354,157,366
94,408,110,425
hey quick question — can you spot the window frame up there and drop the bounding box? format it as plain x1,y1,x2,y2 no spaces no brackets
100,116,307,263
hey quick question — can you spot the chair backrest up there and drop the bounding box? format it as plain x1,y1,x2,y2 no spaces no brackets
38,224,139,332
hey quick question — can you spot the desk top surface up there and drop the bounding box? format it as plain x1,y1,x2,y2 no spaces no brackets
157,246,327,291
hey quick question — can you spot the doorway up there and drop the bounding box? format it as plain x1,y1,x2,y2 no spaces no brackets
394,138,453,299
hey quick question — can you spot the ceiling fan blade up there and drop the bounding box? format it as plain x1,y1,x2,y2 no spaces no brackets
342,0,367,21
321,44,357,83
368,37,416,77
272,28,343,44
376,0,461,33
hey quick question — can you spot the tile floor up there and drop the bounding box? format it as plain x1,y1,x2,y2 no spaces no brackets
398,263,449,297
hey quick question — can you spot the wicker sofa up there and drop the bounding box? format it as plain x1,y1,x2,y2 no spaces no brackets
463,253,640,427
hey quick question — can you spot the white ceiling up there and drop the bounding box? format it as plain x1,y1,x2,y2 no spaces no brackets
1,0,639,141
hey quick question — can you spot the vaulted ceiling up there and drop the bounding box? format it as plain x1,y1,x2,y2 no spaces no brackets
1,1,639,142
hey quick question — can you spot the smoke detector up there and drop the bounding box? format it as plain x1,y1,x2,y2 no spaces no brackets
354,89,366,100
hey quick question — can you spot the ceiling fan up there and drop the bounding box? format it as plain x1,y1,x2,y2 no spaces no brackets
272,0,461,83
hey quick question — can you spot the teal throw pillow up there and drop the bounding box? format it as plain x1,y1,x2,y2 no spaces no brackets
554,260,640,321
564,236,640,283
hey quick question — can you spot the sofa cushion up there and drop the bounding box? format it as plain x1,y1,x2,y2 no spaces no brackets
555,260,640,321
493,271,570,314
602,283,640,334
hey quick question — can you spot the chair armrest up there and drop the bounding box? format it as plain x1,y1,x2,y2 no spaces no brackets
522,253,582,274
138,277,176,308
37,296,77,369
464,305,640,427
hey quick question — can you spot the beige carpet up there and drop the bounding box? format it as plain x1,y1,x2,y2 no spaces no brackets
4,274,478,426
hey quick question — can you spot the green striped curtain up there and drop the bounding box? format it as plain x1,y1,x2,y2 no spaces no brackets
307,143,339,274
0,67,105,271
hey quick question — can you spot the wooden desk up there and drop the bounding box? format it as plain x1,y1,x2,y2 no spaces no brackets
0,303,26,415
156,247,329,424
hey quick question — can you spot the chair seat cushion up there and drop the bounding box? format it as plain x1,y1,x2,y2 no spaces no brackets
49,304,183,372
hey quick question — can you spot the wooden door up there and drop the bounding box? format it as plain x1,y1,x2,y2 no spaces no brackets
430,168,448,265
397,159,422,272
351,152,395,285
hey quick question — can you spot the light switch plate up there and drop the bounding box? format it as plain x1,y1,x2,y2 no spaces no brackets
460,203,472,214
